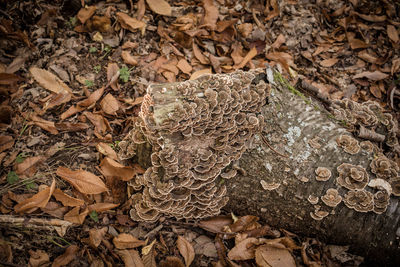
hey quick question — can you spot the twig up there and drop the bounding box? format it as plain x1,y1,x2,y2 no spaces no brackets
260,134,289,158
299,78,332,106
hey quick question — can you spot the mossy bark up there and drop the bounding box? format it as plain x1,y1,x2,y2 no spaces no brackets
224,82,400,265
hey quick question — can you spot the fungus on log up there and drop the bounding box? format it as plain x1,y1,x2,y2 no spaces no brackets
119,68,400,264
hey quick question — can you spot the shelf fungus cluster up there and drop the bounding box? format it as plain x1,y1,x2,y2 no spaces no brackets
118,70,269,221
331,99,399,151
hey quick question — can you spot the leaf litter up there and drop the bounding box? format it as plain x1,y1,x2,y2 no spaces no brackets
1,0,397,265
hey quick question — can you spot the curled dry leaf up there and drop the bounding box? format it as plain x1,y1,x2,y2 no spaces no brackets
107,63,120,91
199,215,233,233
29,67,72,95
88,202,119,212
84,111,110,135
236,47,257,69
117,12,146,32
96,142,118,160
52,245,79,267
100,157,144,181
60,105,85,121
113,233,146,249
121,50,138,66
56,166,108,194
160,256,185,267
230,215,259,232
227,237,259,260
255,244,296,267
353,71,389,81
320,58,339,67
202,0,219,30
28,249,50,267
15,155,45,177
89,227,107,248
100,93,120,115
77,87,105,107
177,59,192,75
0,135,14,153
14,178,56,213
55,122,89,132
193,42,209,65
30,114,59,134
117,249,145,267
387,25,399,43
146,0,171,16
189,68,212,80
53,188,84,207
64,206,89,224
177,236,195,267
77,6,96,24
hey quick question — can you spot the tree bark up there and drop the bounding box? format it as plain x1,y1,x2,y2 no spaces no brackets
224,80,400,265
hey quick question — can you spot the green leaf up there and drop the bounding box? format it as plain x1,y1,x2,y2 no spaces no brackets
15,153,27,163
84,80,94,87
90,210,99,222
7,171,19,184
24,179,38,190
93,65,101,73
89,47,98,53
119,67,130,83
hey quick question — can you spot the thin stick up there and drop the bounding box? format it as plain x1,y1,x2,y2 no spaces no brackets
260,134,289,158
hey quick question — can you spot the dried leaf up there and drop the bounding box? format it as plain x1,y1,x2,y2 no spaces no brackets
369,83,382,99
230,215,259,232
89,227,107,248
347,32,369,50
189,68,212,80
255,244,296,267
177,236,195,267
177,59,192,75
88,202,119,212
30,67,72,94
237,23,253,38
137,0,146,21
354,12,386,22
56,166,108,194
117,12,146,32
387,25,399,43
55,122,89,132
113,233,146,249
227,237,258,260
96,142,118,160
319,58,339,67
160,256,185,267
100,93,120,115
202,0,219,30
53,188,84,207
84,111,110,135
60,105,85,121
77,6,96,24
271,34,286,49
100,157,144,181
29,249,50,267
52,245,79,267
353,71,389,81
199,215,233,233
14,179,56,213
44,92,71,110
146,0,171,16
15,156,46,177
30,114,59,134
193,43,209,65
122,51,138,66
77,87,105,107
64,206,89,224
0,135,14,153
107,63,120,91
264,0,279,21
142,240,157,267
117,249,145,267
236,47,258,69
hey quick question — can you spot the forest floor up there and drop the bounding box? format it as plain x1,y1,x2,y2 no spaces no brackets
0,0,399,266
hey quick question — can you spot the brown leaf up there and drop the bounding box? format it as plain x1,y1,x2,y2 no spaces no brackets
15,156,46,177
227,237,258,260
353,71,389,81
236,47,258,69
44,92,71,110
346,32,369,50
177,236,195,267
117,12,146,32
56,166,108,194
237,23,253,38
96,142,118,160
202,0,219,30
30,114,59,134
319,58,339,67
264,0,279,21
41,201,69,219
177,59,192,75
100,157,144,181
117,249,145,267
107,62,120,91
354,12,386,22
190,68,212,80
53,188,84,207
30,67,72,94
29,249,50,267
230,215,259,232
391,58,400,75
137,0,146,21
142,240,157,267
84,111,110,135
14,178,56,213
88,202,119,212
369,83,382,99
113,233,146,249
160,256,185,267
387,25,399,43
60,105,85,120
89,227,107,248
271,34,286,49
64,206,89,224
199,215,233,233
145,0,171,16
77,87,105,107
255,244,296,267
0,135,14,153
0,73,22,85
52,245,79,267
77,6,96,24
100,93,120,115
122,51,138,66
55,122,89,132
193,43,209,65
266,52,294,72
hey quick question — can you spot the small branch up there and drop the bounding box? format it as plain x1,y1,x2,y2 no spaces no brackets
260,134,289,158
299,79,332,106
358,126,385,142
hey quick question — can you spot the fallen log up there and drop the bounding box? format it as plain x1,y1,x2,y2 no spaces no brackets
119,68,400,265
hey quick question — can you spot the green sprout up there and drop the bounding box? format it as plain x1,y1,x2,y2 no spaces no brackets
66,16,77,28
7,171,19,184
15,152,28,163
93,65,101,73
24,179,38,190
89,210,99,222
89,47,98,53
119,67,131,83
84,80,94,87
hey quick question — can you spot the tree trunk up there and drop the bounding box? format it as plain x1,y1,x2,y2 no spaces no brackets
121,70,400,265
224,79,400,265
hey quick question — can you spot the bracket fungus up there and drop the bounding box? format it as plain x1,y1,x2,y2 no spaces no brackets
343,190,374,213
336,163,369,190
370,154,399,181
118,70,270,221
310,209,329,221
336,135,360,155
373,190,390,214
315,167,331,181
321,188,342,208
